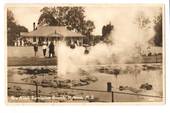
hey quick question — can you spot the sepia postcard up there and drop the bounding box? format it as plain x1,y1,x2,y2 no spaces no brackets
6,4,165,103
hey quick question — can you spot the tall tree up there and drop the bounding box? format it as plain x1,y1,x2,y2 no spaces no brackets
38,6,95,36
7,9,17,46
135,11,151,30
153,13,162,46
101,23,114,41
7,9,28,46
135,11,162,46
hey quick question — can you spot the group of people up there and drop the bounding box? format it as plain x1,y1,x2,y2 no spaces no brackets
33,41,55,58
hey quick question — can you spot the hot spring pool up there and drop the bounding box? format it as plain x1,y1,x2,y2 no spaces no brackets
7,63,163,102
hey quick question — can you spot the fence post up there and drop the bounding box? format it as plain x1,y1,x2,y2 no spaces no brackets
34,81,39,102
107,82,114,102
112,91,114,102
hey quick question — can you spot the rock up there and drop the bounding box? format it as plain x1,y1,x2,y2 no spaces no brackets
88,76,97,82
119,86,125,91
53,76,58,79
14,86,22,91
65,79,71,83
119,86,128,91
119,85,141,93
113,69,120,75
80,77,88,82
30,75,37,79
52,83,58,88
80,81,89,86
72,80,81,87
41,80,53,87
140,83,153,90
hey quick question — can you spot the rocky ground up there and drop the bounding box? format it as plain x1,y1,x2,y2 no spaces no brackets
8,64,163,103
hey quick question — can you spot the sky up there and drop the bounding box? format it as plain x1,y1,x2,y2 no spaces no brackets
7,4,162,35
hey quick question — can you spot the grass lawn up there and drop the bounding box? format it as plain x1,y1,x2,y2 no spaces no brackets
8,46,59,57
7,46,58,66
8,57,57,66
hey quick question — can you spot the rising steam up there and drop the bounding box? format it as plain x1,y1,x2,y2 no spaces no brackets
57,7,162,78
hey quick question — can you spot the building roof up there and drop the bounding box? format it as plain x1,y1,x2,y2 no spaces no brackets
21,26,85,38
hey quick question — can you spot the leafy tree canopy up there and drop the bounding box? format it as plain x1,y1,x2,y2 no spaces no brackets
135,11,162,47
7,9,28,46
38,7,95,36
153,13,162,47
135,11,151,30
101,23,114,42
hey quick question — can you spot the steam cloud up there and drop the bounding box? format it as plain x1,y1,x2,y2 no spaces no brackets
57,7,162,78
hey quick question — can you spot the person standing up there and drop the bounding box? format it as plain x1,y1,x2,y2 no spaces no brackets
42,41,47,57
33,43,38,57
49,42,55,58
